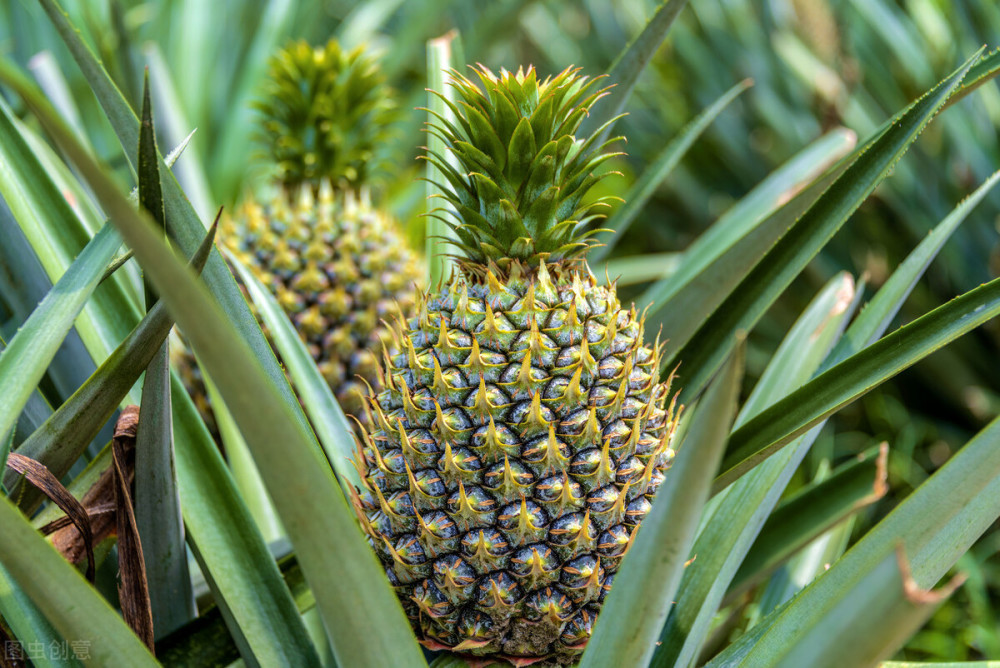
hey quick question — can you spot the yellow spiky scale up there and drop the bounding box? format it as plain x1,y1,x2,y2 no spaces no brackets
351,63,680,664
489,455,531,498
579,334,599,378
506,283,537,329
468,377,496,422
551,510,599,558
448,482,496,533
569,556,604,606
465,531,500,572
485,270,506,302
504,351,545,397
404,463,439,512
462,339,494,380
539,425,570,476
502,496,547,547
558,367,587,411
372,486,410,535
512,546,558,591
518,393,552,438
472,417,503,462
435,319,464,361
405,337,427,374
593,481,630,529
480,303,518,349
593,439,618,488
412,583,451,619
399,382,427,425
431,357,452,398
625,415,644,454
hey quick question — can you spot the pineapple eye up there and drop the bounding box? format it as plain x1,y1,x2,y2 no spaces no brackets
475,572,523,610
585,485,621,514
482,459,534,492
596,524,631,558
510,545,560,580
560,607,598,647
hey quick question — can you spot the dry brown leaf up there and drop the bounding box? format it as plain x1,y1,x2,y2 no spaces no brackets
111,407,155,653
5,453,96,583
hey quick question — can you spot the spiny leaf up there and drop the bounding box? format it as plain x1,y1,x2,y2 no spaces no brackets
669,48,983,401
580,340,743,668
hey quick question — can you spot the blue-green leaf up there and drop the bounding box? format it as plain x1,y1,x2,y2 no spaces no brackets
580,339,744,667
670,49,983,401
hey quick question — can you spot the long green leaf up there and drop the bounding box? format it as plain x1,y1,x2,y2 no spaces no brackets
583,0,690,145
592,78,752,262
0,564,82,668
143,44,213,221
0,87,141,365
640,127,854,308
878,663,994,667
829,168,1000,361
754,498,857,619
670,49,981,401
580,339,744,668
941,46,1000,109
21,48,425,668
601,252,681,287
652,272,857,668
426,31,460,287
135,74,195,640
715,413,1000,666
639,128,856,342
0,424,12,493
719,275,1000,490
0,223,121,443
208,373,287,544
228,250,361,491
3,223,214,506
4,38,318,666
673,158,1000,666
726,444,887,602
32,0,313,439
26,50,88,145
171,377,318,667
0,494,157,666
714,551,958,668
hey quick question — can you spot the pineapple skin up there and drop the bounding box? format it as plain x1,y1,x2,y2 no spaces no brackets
220,181,422,418
353,261,679,664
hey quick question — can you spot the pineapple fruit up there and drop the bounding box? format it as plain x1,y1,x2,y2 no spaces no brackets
180,39,422,420
352,66,680,664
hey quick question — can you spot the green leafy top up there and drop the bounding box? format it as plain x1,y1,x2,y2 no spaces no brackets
425,65,622,274
256,39,395,190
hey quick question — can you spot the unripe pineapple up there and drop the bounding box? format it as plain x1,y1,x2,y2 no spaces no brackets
178,39,422,420
352,66,680,665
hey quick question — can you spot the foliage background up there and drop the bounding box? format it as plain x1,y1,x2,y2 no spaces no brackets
0,0,998,662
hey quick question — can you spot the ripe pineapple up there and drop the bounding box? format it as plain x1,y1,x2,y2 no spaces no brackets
180,39,422,420
352,66,680,664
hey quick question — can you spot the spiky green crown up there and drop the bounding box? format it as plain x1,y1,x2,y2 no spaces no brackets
426,65,622,275
256,39,396,189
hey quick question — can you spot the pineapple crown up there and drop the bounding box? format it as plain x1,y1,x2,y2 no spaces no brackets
425,65,623,275
255,39,396,190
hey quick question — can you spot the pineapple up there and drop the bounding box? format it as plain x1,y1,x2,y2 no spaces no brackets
181,39,422,419
352,66,680,664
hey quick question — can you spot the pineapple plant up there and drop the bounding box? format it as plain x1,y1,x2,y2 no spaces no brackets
180,38,423,420
352,65,681,663
3,2,1000,668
